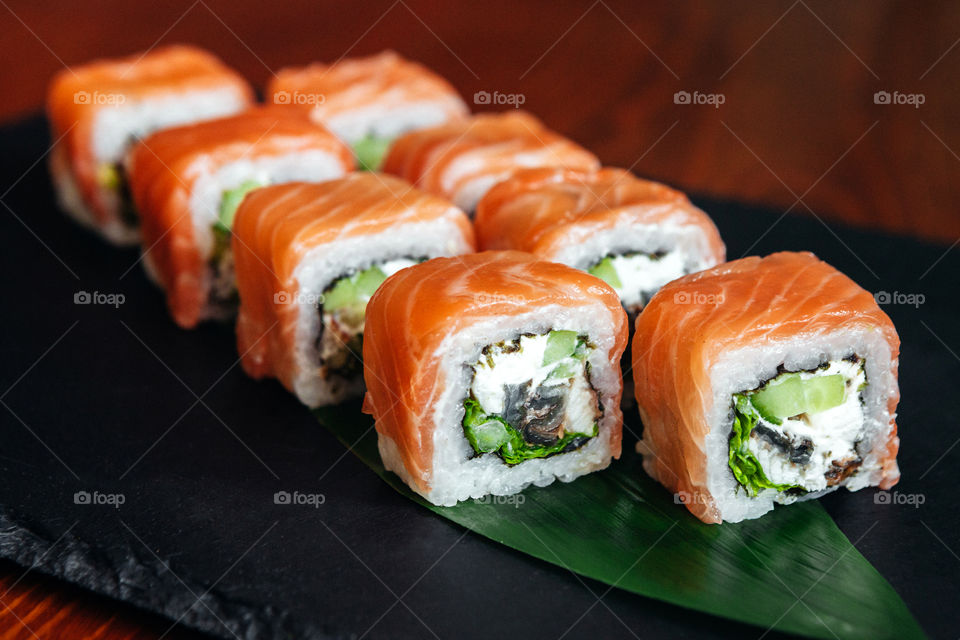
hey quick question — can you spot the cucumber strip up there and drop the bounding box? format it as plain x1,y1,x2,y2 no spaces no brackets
353,135,393,172
217,180,264,232
751,373,846,419
542,330,579,365
588,257,622,289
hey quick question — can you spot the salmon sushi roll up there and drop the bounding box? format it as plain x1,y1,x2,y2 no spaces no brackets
475,167,725,315
47,45,253,245
232,174,475,407
127,106,353,329
268,51,468,170
362,251,628,506
383,112,600,213
632,252,901,523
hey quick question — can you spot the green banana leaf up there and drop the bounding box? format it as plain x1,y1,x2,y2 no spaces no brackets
315,406,923,639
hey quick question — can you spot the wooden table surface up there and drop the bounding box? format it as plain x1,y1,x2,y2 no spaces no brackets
0,1,957,638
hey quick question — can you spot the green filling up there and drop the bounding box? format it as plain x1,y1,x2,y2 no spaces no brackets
323,265,388,325
751,373,846,422
462,330,597,465
728,369,851,496
463,398,597,465
587,257,622,289
216,180,264,233
542,330,578,365
353,135,393,172
728,395,801,496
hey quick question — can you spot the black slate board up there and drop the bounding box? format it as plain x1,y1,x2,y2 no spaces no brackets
0,115,956,640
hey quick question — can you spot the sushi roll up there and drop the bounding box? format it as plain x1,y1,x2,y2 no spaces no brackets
127,106,353,329
383,112,600,213
268,51,468,170
46,45,253,245
232,174,475,407
362,251,628,506
474,167,726,315
632,252,901,523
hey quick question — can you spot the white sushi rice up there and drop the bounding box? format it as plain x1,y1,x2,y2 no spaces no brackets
378,303,623,506
51,86,249,246
92,88,249,167
319,102,460,144
548,218,722,310
290,217,473,407
691,327,899,523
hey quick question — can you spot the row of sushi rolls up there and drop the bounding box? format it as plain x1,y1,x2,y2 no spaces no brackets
47,45,900,524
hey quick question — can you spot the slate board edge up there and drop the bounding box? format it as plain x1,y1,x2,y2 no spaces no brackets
0,506,338,640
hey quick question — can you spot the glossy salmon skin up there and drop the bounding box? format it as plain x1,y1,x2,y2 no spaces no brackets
474,166,725,261
232,174,476,392
362,251,628,493
632,252,901,523
127,106,353,329
382,112,600,211
267,51,468,137
47,45,253,227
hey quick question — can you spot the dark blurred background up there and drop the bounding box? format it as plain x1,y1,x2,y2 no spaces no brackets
1,0,958,245
0,1,957,637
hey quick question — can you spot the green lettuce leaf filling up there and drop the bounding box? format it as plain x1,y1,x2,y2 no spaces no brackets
463,398,597,465
728,395,802,496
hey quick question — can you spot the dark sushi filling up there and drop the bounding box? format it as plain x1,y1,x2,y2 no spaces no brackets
96,162,138,228
587,250,687,314
208,181,267,312
315,258,423,379
462,331,601,465
728,356,868,498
